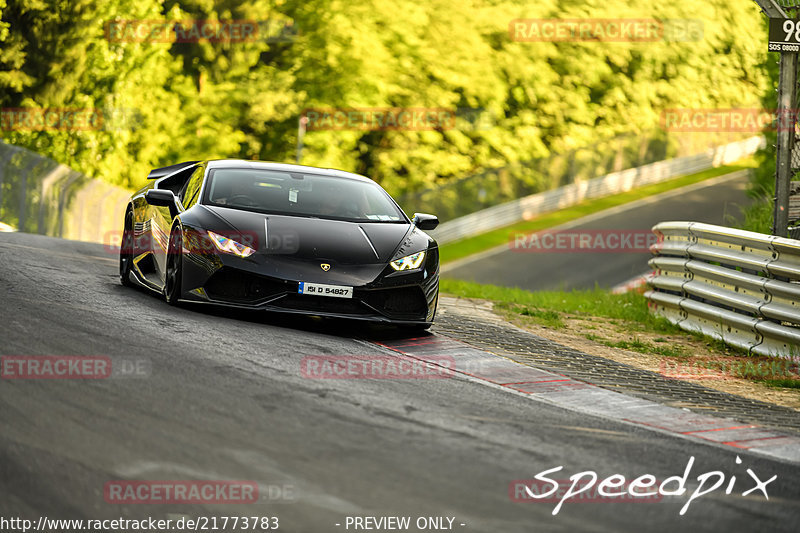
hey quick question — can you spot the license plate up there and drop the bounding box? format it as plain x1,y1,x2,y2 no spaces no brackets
298,282,353,298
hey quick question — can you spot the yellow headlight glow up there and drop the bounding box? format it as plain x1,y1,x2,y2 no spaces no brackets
390,251,426,271
207,231,256,258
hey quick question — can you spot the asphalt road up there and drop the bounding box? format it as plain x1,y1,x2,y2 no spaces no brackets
444,171,755,291
1,231,798,532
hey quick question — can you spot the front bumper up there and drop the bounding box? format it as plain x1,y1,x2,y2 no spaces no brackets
178,248,439,324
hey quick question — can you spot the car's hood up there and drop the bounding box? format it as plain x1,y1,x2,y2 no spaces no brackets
201,205,411,264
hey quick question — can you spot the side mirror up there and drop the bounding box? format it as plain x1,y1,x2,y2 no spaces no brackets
145,189,179,218
412,213,439,231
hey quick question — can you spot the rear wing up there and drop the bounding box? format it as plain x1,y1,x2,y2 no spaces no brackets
147,161,199,180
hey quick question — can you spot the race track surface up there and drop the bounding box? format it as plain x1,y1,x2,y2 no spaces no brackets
444,172,754,291
0,231,798,532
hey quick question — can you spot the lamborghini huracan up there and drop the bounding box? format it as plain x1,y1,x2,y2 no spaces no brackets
119,160,440,329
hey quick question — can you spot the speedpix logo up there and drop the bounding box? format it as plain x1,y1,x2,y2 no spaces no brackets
511,456,776,516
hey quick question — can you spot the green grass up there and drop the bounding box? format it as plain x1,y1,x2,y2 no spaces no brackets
439,158,758,264
762,379,800,390
602,338,688,359
439,278,677,333
508,304,564,329
583,333,689,358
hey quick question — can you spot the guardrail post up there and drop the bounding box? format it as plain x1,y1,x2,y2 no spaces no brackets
774,51,798,237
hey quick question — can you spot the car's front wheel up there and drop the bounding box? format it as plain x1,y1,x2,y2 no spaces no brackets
164,227,184,305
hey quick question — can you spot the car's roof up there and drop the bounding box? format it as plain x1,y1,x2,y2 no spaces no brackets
204,160,375,184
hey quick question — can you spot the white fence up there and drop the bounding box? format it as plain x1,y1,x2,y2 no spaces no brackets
430,136,765,244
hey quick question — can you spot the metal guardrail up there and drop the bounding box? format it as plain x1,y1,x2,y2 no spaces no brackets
430,136,765,244
645,221,800,358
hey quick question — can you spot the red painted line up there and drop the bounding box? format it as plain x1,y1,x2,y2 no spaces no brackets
374,343,407,355
722,441,753,449
461,372,490,381
626,419,782,451
682,425,756,435
623,419,676,432
722,435,789,446
404,338,444,345
383,341,440,348
375,339,443,348
623,419,715,434
377,340,799,457
502,379,572,386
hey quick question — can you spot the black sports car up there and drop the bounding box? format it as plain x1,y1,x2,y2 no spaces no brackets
119,160,440,329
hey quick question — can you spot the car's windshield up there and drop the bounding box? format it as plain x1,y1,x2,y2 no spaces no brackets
203,168,407,223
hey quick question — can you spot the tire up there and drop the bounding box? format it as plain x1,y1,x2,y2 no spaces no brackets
119,210,134,287
164,227,183,305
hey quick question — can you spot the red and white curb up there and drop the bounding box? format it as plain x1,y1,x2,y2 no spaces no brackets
373,334,800,464
611,271,656,294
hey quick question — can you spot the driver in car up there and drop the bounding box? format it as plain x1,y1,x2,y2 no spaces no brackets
215,179,253,206
318,186,370,218
319,190,346,216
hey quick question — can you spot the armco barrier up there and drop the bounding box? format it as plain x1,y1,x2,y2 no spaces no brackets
429,136,764,244
645,221,800,358
0,141,131,242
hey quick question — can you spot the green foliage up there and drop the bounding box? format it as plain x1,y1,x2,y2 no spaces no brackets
0,0,771,198
439,277,679,333
513,305,564,328
740,46,780,234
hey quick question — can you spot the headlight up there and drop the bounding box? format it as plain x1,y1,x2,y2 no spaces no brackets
390,251,426,271
207,231,256,258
